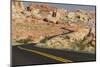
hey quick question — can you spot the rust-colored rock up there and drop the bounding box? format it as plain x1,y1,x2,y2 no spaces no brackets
12,1,96,53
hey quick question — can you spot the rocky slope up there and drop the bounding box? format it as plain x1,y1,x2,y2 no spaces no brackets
12,1,96,53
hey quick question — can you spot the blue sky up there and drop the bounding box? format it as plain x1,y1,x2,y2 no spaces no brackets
22,1,95,12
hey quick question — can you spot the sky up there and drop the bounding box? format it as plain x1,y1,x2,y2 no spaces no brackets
22,1,96,12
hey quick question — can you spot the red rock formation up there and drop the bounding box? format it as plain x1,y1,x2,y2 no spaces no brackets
12,1,96,53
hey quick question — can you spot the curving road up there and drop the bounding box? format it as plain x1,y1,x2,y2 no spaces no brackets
12,44,96,66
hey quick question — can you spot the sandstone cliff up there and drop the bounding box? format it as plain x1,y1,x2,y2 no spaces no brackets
12,1,96,53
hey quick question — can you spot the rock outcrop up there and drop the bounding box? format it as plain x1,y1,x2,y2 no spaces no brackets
12,1,96,53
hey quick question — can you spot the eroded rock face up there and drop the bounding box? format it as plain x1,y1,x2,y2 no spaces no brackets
12,1,96,53
12,0,24,13
12,0,25,20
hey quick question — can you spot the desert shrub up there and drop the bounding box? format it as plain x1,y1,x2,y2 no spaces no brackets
16,36,33,44
75,40,87,50
73,37,91,51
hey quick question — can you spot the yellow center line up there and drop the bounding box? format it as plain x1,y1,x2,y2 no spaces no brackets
17,46,73,63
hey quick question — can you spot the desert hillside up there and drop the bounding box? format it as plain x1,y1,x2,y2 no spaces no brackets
12,1,96,53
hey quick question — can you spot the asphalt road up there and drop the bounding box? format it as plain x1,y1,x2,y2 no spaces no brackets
12,44,96,66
